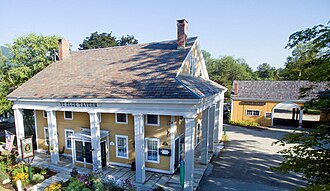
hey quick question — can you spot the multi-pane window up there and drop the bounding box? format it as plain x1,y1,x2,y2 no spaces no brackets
44,127,49,146
64,111,73,120
146,138,159,163
75,141,92,163
246,110,260,116
116,135,128,159
65,129,74,149
146,115,159,126
115,113,127,124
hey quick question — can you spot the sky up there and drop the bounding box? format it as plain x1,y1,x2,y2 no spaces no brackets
0,0,329,70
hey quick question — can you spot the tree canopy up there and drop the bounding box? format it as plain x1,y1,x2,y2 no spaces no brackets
285,22,330,81
273,21,330,190
204,51,255,98
0,33,60,115
255,62,280,80
79,32,138,50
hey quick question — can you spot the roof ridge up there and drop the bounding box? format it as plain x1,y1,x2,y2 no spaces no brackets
72,37,198,53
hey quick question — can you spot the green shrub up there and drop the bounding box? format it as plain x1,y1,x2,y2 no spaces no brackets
304,109,321,115
228,120,260,127
40,168,48,175
65,177,85,191
0,161,7,172
32,173,44,183
11,164,28,176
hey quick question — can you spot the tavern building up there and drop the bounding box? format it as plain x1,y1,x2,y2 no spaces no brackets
8,19,226,191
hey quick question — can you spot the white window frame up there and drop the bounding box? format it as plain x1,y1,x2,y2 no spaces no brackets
64,129,74,150
145,115,160,126
115,135,129,159
74,140,93,164
98,113,102,123
265,112,272,119
64,111,73,120
115,113,128,124
44,127,49,146
246,109,260,116
146,138,160,163
43,111,47,118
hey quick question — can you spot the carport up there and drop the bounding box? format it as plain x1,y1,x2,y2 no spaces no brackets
271,101,304,128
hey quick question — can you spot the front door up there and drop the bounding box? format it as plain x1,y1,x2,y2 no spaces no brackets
101,141,106,167
174,138,180,170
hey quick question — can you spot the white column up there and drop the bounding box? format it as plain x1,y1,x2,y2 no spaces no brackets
298,109,304,128
71,137,75,165
33,110,39,150
14,108,24,157
208,105,215,152
201,108,209,165
184,116,196,191
133,113,145,183
89,112,102,171
169,116,175,173
214,102,220,143
218,99,224,139
46,110,59,164
107,135,110,166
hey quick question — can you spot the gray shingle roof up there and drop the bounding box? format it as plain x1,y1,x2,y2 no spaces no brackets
176,76,226,98
8,37,223,100
231,80,328,101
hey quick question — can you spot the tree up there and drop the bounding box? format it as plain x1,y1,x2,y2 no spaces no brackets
79,32,138,50
282,43,318,80
117,35,138,46
273,22,330,190
79,32,117,50
285,22,330,81
0,48,7,68
0,33,59,115
255,63,278,80
204,51,255,98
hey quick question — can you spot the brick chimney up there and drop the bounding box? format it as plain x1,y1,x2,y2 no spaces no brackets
177,19,188,49
233,82,239,95
58,39,70,60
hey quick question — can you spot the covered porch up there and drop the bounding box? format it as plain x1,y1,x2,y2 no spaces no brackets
31,142,219,191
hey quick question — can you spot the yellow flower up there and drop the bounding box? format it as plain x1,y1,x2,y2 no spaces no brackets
45,182,62,191
13,172,28,182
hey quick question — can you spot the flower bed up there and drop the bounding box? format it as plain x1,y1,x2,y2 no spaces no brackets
44,167,165,191
45,170,136,191
0,151,56,190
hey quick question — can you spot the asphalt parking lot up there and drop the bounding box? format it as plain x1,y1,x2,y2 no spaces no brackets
197,124,307,191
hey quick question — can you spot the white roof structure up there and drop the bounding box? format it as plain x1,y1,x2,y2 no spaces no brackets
69,128,109,141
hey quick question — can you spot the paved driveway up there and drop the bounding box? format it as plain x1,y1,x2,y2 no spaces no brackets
197,124,307,191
